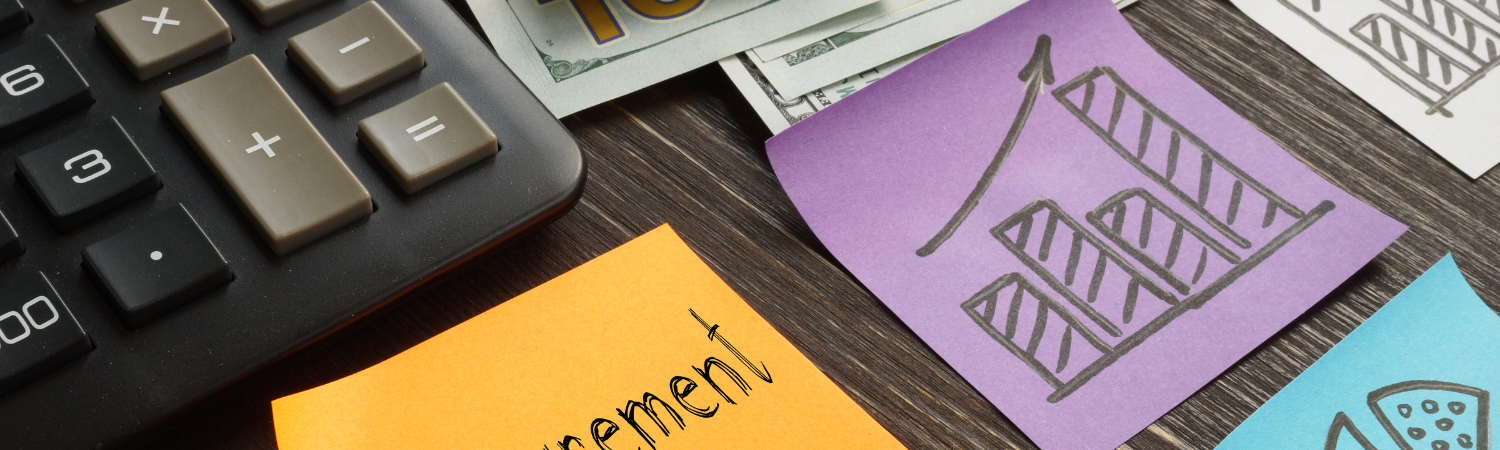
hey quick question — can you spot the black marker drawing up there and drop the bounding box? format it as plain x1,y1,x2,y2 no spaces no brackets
691,308,772,383
1371,381,1490,450
1086,188,1242,296
1329,411,1381,450
992,199,1178,341
961,273,1111,392
1324,380,1489,450
918,34,1054,256
1278,0,1500,116
956,58,1334,402
1376,0,1500,68
1059,66,1319,251
1471,0,1500,23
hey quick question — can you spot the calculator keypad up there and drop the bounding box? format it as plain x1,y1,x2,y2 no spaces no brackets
0,273,91,395
359,82,496,193
239,0,330,26
161,55,372,255
17,117,162,232
95,0,232,80
288,1,422,105
84,205,231,329
0,0,28,37
0,36,93,143
0,0,534,403
0,211,22,265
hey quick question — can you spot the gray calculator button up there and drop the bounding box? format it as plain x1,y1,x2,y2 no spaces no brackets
358,82,496,193
161,55,372,255
95,0,231,80
288,2,422,105
239,0,330,26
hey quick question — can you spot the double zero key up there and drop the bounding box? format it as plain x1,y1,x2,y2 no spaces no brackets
162,56,371,255
0,273,90,395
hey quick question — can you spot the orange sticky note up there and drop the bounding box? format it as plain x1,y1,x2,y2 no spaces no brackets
272,225,907,449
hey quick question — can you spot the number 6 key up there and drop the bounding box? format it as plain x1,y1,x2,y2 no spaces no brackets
0,35,93,143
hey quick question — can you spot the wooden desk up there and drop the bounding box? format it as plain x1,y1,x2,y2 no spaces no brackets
145,0,1500,448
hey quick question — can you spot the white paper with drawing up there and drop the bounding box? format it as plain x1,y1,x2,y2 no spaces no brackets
1233,0,1500,178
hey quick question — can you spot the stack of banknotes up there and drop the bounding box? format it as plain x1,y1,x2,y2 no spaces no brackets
469,0,1135,127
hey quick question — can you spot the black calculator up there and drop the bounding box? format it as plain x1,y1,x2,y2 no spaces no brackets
0,0,585,447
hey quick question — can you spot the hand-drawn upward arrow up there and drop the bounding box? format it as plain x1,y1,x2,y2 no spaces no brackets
917,34,1054,257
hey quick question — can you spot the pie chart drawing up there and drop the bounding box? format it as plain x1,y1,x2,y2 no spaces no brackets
1326,380,1489,450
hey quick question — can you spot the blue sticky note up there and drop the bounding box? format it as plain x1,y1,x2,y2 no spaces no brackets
1217,255,1500,450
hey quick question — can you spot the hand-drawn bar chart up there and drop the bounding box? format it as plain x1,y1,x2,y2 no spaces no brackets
961,65,1336,402
1474,0,1500,22
1279,0,1500,116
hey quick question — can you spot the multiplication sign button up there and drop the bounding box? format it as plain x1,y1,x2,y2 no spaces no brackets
96,0,232,80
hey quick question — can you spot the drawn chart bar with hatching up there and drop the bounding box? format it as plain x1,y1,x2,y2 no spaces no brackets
1085,188,1241,296
1051,66,1307,251
991,199,1178,341
967,63,1335,403
1381,0,1500,66
1469,0,1500,22
1276,0,1500,116
961,273,1110,389
1353,14,1476,96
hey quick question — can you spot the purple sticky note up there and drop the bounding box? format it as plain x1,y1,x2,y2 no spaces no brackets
765,0,1407,448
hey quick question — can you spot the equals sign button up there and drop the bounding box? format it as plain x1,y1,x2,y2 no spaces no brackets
407,116,444,142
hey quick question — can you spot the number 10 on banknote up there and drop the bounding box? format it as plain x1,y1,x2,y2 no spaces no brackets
539,0,705,45
472,0,877,116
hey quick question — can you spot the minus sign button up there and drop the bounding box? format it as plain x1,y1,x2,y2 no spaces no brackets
339,37,370,54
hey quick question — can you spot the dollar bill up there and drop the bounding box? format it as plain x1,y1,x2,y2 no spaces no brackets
726,0,1139,133
747,0,1027,99
469,0,878,117
719,44,940,134
749,0,925,61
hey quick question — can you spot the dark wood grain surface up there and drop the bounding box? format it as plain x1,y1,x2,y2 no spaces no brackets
142,0,1500,448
